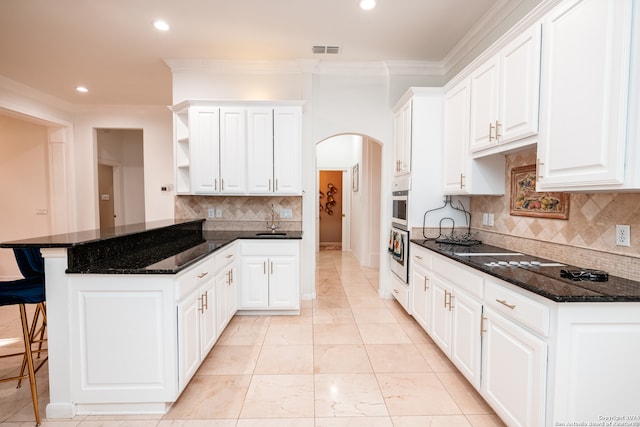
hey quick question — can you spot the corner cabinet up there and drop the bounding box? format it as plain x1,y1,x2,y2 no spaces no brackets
171,101,303,196
238,240,300,313
537,0,637,191
442,80,505,195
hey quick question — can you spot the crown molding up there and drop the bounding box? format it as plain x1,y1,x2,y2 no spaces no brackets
164,59,305,74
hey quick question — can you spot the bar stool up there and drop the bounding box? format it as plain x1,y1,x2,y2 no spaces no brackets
0,248,47,426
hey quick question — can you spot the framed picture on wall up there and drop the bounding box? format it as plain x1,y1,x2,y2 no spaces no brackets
352,163,359,192
510,165,569,219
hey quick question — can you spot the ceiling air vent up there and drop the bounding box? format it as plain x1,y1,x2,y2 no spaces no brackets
312,45,341,54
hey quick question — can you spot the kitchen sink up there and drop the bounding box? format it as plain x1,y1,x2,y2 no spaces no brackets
255,232,287,237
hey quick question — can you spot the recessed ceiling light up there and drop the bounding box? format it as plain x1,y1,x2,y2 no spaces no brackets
76,86,88,93
153,20,170,31
359,0,376,10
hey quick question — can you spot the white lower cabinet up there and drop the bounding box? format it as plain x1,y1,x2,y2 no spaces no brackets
481,306,547,427
214,244,238,337
238,240,300,312
410,246,432,332
430,274,482,388
176,258,217,392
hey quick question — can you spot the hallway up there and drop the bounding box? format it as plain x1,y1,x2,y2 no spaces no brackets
0,250,504,426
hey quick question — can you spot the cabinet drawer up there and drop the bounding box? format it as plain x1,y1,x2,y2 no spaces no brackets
411,244,432,269
432,255,483,299
391,275,409,312
485,280,550,337
214,242,236,270
175,257,215,300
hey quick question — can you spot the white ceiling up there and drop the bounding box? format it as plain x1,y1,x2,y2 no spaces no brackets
0,0,540,106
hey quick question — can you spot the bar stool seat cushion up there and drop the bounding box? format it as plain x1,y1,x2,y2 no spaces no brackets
0,277,46,306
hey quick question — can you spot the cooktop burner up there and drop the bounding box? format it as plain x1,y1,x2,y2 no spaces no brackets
560,269,609,282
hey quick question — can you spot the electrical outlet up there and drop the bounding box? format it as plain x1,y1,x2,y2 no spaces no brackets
207,208,215,219
616,224,630,247
280,208,293,219
488,213,495,227
216,208,222,218
482,213,488,226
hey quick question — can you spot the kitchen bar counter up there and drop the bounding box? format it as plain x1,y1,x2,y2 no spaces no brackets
0,219,303,420
410,239,640,302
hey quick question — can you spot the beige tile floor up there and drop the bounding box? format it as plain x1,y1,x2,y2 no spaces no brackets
0,250,505,426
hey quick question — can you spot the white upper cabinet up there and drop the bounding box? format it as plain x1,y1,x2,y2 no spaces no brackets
172,101,303,196
273,107,302,195
443,80,471,194
443,80,505,195
246,107,275,194
537,0,635,191
470,23,542,155
219,108,247,193
190,107,221,194
393,98,412,177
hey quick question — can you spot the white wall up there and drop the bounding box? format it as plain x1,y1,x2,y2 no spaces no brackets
316,135,360,168
73,106,173,230
0,114,51,279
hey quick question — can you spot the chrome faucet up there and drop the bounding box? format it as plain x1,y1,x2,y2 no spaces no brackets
268,204,279,232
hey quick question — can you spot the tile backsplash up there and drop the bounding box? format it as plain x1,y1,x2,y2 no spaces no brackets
175,195,303,231
470,149,640,281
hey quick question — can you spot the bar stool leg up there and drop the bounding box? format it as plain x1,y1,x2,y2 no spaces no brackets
18,303,47,387
19,304,41,426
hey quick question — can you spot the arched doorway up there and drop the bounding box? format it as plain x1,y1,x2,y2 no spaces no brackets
315,133,382,268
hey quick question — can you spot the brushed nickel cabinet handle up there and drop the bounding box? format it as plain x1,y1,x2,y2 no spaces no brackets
197,272,208,279
496,299,516,310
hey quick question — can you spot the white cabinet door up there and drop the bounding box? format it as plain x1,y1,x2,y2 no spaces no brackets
177,288,202,392
537,0,633,190
219,108,247,194
273,107,302,194
246,107,274,194
239,256,270,309
226,262,238,320
499,23,541,144
450,288,482,388
470,23,541,154
190,107,220,194
443,80,470,194
215,261,238,337
482,307,547,427
410,260,431,333
470,57,500,152
269,255,299,309
393,99,412,176
430,275,452,355
199,277,217,356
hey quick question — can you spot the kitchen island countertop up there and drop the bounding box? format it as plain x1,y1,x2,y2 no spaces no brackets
1,219,302,274
411,239,640,302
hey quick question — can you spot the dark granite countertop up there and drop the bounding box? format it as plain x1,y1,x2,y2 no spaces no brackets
81,230,303,274
410,239,640,303
0,219,206,248
1,220,302,275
